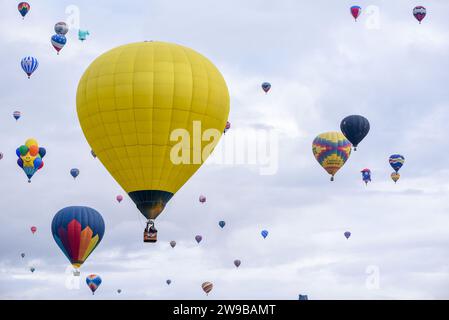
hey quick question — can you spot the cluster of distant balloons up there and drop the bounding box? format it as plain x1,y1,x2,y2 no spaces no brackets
17,2,90,79
350,5,427,24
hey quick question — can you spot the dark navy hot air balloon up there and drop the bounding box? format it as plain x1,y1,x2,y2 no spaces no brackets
261,230,269,239
261,82,271,94
340,115,370,151
70,168,80,179
51,206,105,271
344,231,351,239
195,235,202,244
219,221,226,229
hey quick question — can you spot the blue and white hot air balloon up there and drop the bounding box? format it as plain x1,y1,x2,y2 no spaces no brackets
21,56,38,79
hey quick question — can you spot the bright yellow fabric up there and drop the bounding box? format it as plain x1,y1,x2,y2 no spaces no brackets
76,42,230,193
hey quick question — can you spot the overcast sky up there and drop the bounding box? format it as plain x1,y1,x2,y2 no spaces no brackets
1,0,449,300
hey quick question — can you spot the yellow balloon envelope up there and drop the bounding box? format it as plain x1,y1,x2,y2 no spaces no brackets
312,132,352,181
76,41,230,220
391,172,400,183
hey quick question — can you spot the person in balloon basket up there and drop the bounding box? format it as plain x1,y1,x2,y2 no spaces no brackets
144,220,157,243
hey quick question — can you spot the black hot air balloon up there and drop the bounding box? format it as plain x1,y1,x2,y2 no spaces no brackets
340,115,370,151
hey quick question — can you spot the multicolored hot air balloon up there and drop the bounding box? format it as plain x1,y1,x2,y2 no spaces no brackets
54,22,69,35
202,282,213,295
51,206,105,271
70,168,79,179
413,6,426,24
234,259,241,268
391,172,400,183
312,132,352,181
361,168,371,185
116,195,123,203
78,30,90,41
13,111,21,121
76,42,230,242
195,235,203,244
166,279,172,285
51,34,67,55
350,6,362,21
344,231,351,239
16,138,46,183
170,240,176,248
18,2,30,19
261,82,271,94
21,56,38,79
389,154,405,173
31,226,37,234
340,115,370,151
86,274,102,295
219,221,226,229
199,195,207,203
261,230,269,239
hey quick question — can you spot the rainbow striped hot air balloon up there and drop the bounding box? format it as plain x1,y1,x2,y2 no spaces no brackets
86,274,102,295
389,154,405,173
312,132,352,181
51,206,105,270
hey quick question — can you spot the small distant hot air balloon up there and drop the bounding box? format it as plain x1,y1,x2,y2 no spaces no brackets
170,241,176,248
18,2,30,19
195,235,202,244
0,152,3,160
261,230,269,239
13,111,21,121
51,206,105,271
78,30,90,41
413,6,426,24
202,282,213,295
31,226,37,234
51,34,67,55
116,195,123,203
70,168,80,179
361,168,371,185
117,289,122,294
389,154,405,173
21,253,25,258
16,139,46,183
219,221,226,229
224,121,231,134
261,82,271,94
350,6,362,21
340,115,370,151
391,172,400,183
199,195,206,203
54,22,69,35
299,294,309,300
166,279,172,285
312,132,352,181
86,274,102,295
30,267,35,273
91,150,96,158
344,231,351,239
21,56,39,79
234,259,241,268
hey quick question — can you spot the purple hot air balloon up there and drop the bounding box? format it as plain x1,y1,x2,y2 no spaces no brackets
344,231,351,239
199,195,206,203
195,235,202,244
234,259,241,268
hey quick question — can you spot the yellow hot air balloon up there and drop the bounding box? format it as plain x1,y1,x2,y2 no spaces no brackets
76,41,230,241
312,132,352,181
391,172,400,183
